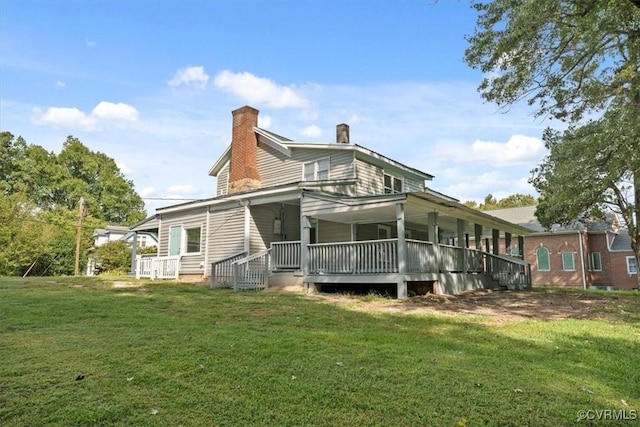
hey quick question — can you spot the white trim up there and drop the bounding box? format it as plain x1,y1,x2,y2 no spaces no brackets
383,171,403,194
302,156,331,181
627,256,638,274
561,251,576,271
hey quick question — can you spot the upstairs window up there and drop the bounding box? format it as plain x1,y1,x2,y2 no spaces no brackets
384,173,403,193
303,157,330,181
627,257,638,274
536,247,550,271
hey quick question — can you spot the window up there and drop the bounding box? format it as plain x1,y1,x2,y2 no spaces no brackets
303,157,330,181
536,247,550,271
378,225,391,240
561,252,575,271
168,226,201,255
384,173,403,194
627,257,638,274
186,227,201,254
589,252,602,271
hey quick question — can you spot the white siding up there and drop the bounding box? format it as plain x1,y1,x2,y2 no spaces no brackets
159,208,208,275
318,220,352,243
216,163,229,196
207,206,246,275
250,203,301,253
356,159,384,195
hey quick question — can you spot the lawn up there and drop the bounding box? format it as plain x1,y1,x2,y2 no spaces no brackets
1,277,638,426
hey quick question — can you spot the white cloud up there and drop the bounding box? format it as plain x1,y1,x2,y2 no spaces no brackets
470,135,544,166
167,184,197,194
118,162,132,174
140,186,157,197
168,66,209,90
86,39,96,48
213,70,309,108
34,101,139,131
35,107,97,130
92,101,139,122
258,115,272,128
55,81,66,88
300,125,322,138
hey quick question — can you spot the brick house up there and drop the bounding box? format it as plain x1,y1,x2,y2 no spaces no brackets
487,206,638,290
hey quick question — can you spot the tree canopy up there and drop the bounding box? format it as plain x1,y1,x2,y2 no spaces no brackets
464,193,537,211
465,0,639,287
0,132,146,276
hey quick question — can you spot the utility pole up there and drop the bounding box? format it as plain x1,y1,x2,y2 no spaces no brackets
74,197,85,276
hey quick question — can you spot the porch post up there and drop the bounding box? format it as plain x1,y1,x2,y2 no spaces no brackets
505,232,512,254
457,219,467,273
396,203,407,299
474,224,483,251
428,211,442,272
129,231,138,276
301,215,316,293
243,203,251,252
518,235,525,258
492,229,500,255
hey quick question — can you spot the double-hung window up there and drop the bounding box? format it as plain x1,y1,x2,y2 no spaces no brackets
589,252,602,271
627,256,638,274
384,173,403,194
561,252,575,271
303,158,330,181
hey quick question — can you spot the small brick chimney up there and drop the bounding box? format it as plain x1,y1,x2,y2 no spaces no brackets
336,123,349,144
228,106,261,194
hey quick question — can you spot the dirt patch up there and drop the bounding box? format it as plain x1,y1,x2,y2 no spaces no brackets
309,289,638,324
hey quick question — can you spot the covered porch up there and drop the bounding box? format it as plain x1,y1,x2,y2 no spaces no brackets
298,190,532,298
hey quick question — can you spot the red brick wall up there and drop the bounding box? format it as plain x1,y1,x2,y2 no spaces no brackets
228,106,261,193
524,233,586,288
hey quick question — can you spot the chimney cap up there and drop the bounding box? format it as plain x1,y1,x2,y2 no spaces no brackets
336,123,350,144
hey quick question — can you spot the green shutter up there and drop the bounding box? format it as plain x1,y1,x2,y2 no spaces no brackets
169,227,182,256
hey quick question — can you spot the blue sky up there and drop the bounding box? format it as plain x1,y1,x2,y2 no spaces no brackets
1,0,550,215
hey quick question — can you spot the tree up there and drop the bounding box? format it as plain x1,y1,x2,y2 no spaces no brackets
0,133,147,275
465,0,640,287
92,240,132,274
464,193,537,210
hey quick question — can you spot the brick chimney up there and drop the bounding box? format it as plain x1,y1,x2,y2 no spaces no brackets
228,106,261,194
336,123,349,144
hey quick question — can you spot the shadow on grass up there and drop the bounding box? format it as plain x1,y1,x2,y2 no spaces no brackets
0,277,638,426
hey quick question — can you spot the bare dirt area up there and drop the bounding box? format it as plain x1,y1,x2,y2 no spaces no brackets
310,289,640,324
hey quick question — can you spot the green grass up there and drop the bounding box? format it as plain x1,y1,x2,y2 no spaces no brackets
1,278,639,426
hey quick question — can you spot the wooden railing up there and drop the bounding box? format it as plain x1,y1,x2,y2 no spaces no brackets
308,239,398,274
271,241,301,270
233,249,270,290
406,240,437,273
485,253,531,290
210,251,248,288
135,255,180,280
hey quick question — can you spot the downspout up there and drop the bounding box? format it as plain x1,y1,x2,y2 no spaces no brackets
578,230,587,290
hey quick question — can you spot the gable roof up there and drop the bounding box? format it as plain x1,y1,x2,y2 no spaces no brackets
208,126,434,181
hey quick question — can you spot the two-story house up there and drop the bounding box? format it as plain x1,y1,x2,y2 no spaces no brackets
130,106,533,298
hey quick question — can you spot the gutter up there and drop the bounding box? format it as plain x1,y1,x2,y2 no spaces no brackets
578,230,587,290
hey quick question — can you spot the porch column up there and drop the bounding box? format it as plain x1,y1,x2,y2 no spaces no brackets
428,211,442,272
301,215,316,294
243,203,251,252
474,224,483,251
457,219,467,273
518,235,525,258
350,223,357,241
129,231,138,276
492,229,500,255
396,203,407,299
505,232,512,254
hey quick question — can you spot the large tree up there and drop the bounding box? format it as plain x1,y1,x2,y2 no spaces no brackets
465,0,640,286
0,132,146,275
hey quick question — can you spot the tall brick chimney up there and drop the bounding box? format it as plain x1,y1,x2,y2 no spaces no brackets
336,123,349,144
228,106,261,194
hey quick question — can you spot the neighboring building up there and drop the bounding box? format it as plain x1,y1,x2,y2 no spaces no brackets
130,106,533,298
487,206,638,290
93,225,158,249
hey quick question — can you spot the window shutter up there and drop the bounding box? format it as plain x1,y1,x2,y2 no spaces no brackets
169,227,182,256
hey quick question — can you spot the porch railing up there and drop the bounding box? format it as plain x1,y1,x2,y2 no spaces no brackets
485,253,531,290
308,239,398,274
271,241,301,270
135,255,180,280
210,250,248,289
233,249,271,291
